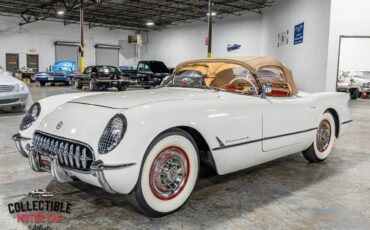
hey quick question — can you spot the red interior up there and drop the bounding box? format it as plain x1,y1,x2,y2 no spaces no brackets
222,84,289,97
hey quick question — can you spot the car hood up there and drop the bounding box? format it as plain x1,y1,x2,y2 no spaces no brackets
0,71,22,85
69,87,219,109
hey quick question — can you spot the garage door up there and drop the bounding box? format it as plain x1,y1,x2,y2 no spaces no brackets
55,42,79,66
95,44,120,66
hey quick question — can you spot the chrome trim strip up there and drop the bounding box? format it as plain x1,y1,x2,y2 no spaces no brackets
96,79,129,83
12,133,31,158
341,120,353,125
67,101,126,109
263,128,318,141
212,127,318,151
90,160,136,194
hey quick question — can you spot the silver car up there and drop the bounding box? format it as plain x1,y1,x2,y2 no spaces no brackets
0,68,30,112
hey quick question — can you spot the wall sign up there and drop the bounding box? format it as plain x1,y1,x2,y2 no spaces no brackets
277,30,289,47
227,44,241,51
294,22,304,45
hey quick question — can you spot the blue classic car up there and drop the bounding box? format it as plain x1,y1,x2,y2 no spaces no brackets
35,61,77,86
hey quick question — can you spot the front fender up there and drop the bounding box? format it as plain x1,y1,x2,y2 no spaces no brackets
18,92,105,141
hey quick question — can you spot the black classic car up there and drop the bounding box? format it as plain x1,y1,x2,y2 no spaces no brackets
119,66,138,84
137,61,171,89
74,65,130,91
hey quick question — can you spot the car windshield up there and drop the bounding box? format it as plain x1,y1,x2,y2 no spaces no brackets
148,62,169,73
165,61,259,95
96,66,120,73
52,63,75,72
120,66,136,70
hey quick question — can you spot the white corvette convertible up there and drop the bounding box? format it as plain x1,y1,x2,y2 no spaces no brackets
13,57,351,217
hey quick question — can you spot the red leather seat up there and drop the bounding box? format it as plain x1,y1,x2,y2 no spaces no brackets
222,84,244,92
268,89,290,97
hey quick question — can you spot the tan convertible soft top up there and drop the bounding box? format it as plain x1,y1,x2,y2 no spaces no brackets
175,56,298,95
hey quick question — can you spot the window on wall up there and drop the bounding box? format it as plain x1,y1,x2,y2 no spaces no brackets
337,36,370,100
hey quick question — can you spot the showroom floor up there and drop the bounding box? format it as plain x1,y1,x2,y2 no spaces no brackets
0,86,369,229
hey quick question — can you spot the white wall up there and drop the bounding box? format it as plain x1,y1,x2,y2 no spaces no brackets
141,14,263,68
325,0,370,91
0,16,135,71
141,0,331,92
261,0,331,92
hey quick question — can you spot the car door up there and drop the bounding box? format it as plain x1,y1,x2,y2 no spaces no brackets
257,66,316,153
82,66,92,82
197,65,265,175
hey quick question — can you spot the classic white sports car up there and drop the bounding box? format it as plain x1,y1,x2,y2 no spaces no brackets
13,57,351,217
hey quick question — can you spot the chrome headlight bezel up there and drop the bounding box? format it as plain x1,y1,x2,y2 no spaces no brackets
20,103,41,131
98,114,127,154
14,82,28,92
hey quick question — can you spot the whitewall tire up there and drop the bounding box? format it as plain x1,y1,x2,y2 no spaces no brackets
303,112,336,163
127,128,199,217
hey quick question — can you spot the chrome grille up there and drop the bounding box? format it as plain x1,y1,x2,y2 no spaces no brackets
33,132,94,172
0,85,14,93
0,98,19,104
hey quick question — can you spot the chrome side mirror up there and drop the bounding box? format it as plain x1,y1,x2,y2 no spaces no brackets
364,83,370,89
261,83,272,98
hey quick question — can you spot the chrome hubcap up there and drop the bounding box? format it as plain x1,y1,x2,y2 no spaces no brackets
316,119,331,152
150,147,189,200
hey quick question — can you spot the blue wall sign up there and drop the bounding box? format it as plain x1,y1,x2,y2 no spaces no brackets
294,22,304,45
227,44,241,51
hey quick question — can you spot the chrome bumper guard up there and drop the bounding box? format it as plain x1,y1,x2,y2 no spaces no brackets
90,160,136,193
12,133,31,158
27,143,135,194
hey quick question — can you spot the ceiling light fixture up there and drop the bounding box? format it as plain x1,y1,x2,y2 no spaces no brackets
206,12,217,16
146,22,155,26
57,10,65,15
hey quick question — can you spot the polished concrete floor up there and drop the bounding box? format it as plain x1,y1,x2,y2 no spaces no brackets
0,85,369,229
